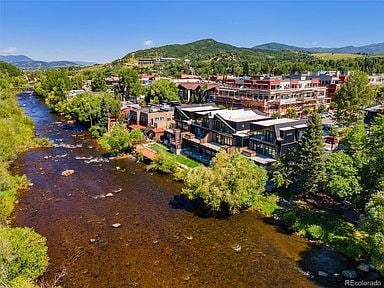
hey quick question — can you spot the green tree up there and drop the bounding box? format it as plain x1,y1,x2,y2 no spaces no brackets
98,125,143,155
91,72,107,92
146,79,179,103
271,111,281,119
292,114,325,195
359,190,384,275
286,108,297,119
242,61,249,76
99,97,109,133
302,107,312,117
182,150,268,214
272,148,297,193
317,104,327,114
118,68,142,101
376,86,384,102
367,114,384,193
146,151,179,174
334,71,374,126
67,93,101,126
70,74,84,90
325,151,361,201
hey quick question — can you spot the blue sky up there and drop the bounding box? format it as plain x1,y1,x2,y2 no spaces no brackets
1,0,383,63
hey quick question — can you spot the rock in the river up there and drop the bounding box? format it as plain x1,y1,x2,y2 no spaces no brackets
111,223,121,228
342,270,358,278
231,244,241,252
357,263,370,272
61,169,74,176
318,271,328,277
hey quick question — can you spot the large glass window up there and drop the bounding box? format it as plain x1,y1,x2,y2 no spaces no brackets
253,127,275,143
253,142,276,158
214,119,231,134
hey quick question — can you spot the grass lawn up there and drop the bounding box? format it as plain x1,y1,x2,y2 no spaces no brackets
312,53,364,60
148,143,200,168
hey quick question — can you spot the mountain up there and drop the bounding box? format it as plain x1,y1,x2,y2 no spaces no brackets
0,55,97,70
251,42,309,52
122,38,315,64
125,38,238,59
72,61,98,66
0,61,24,77
252,42,384,55
0,55,33,63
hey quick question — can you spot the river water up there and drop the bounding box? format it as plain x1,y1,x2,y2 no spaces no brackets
11,92,319,287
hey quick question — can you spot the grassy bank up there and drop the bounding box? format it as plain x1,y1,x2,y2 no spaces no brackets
276,207,366,259
148,143,200,168
0,62,50,287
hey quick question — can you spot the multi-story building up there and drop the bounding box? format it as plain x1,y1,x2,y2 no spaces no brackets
165,104,279,164
177,82,219,103
128,105,174,139
248,118,307,162
214,75,328,117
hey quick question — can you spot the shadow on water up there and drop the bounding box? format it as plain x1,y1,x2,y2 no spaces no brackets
169,195,231,219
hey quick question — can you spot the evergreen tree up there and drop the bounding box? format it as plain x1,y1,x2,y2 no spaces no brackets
99,97,109,132
292,113,325,195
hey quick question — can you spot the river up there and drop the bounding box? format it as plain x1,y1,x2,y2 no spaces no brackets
11,92,320,287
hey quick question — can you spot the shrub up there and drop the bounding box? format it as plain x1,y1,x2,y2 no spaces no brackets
89,125,106,138
0,189,17,225
147,151,179,174
33,137,53,147
306,224,324,239
0,227,49,282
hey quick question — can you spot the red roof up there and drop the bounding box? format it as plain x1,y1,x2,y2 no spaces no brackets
150,128,165,133
178,83,201,90
128,124,146,130
178,82,219,91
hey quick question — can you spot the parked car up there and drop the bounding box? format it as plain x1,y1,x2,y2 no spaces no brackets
325,136,338,144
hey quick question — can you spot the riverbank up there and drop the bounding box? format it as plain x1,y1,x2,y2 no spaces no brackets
0,72,50,287
11,91,321,287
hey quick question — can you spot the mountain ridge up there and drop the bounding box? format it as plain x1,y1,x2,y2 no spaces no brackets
0,55,97,70
252,42,384,54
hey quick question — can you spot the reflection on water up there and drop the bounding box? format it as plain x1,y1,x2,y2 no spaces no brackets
11,92,317,287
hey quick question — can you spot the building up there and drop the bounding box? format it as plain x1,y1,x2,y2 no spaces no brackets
215,75,328,117
364,104,384,125
138,58,157,65
165,105,271,164
178,82,219,103
67,89,86,99
247,118,307,164
128,105,174,139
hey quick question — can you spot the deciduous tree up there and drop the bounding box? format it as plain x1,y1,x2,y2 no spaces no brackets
182,151,268,214
334,71,374,126
145,79,179,103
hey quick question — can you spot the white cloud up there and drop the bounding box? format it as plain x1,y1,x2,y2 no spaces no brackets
143,40,153,47
2,47,18,54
